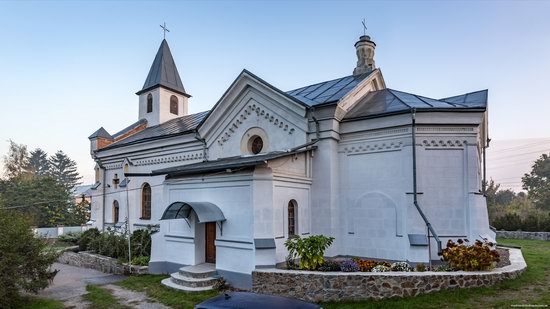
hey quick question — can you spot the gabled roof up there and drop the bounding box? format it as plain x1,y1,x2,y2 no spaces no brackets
286,71,373,106
137,39,188,96
344,89,488,120
99,111,209,151
88,127,112,140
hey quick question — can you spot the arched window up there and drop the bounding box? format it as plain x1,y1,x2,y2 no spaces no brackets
141,183,151,220
113,200,119,223
288,200,297,237
147,94,153,113
170,95,178,115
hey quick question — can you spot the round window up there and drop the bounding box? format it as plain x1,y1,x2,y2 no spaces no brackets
250,136,263,154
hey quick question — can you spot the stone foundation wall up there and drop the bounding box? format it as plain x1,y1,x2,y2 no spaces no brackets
252,248,526,302
497,230,550,241
58,251,148,275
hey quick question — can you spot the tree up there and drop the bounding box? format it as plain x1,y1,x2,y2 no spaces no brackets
48,150,82,190
3,140,29,179
484,179,500,207
0,176,72,227
27,148,50,177
522,153,550,210
0,209,58,307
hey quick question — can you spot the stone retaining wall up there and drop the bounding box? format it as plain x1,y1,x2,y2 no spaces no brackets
252,248,526,302
497,230,550,241
58,250,148,275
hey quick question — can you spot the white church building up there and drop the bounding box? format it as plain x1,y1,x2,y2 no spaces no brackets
88,33,495,289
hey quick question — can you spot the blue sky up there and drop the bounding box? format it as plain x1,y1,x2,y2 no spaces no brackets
0,0,549,183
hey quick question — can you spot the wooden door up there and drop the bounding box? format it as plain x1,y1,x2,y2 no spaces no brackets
205,222,216,263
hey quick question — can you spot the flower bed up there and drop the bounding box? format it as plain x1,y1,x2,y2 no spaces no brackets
252,247,526,302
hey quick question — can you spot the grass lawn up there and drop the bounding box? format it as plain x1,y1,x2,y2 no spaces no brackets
83,285,129,309
115,239,549,309
14,296,65,309
116,274,219,309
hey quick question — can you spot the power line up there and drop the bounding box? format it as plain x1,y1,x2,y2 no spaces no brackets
1,182,165,210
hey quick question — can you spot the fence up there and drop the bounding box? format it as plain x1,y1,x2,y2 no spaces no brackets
33,225,92,238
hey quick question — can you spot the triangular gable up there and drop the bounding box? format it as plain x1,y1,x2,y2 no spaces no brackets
338,68,386,112
198,70,309,146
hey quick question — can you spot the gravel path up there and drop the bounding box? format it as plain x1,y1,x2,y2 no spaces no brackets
37,262,168,308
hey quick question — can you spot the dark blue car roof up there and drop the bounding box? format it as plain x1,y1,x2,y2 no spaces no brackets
195,292,320,309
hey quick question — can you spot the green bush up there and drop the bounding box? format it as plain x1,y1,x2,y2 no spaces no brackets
0,209,58,308
131,256,150,266
79,228,152,261
284,235,335,270
493,213,550,232
130,229,152,258
78,228,100,251
58,232,82,245
441,239,500,271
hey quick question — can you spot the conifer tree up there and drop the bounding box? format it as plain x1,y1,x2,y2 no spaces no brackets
27,148,50,177
48,151,82,190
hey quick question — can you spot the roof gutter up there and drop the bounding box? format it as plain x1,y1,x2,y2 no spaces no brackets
410,108,442,264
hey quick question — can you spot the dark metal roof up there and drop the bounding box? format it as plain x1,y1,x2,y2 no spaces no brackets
137,39,188,96
112,119,147,139
153,148,313,178
440,89,488,108
99,111,208,150
285,72,373,106
344,88,488,120
160,201,226,223
88,127,112,140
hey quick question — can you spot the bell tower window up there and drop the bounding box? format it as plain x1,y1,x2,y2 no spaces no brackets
147,94,153,113
170,95,178,115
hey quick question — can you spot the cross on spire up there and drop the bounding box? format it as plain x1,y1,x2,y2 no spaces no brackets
362,18,367,36
160,22,170,40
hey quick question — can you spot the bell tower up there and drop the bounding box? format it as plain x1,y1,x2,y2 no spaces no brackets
136,39,190,127
353,35,376,76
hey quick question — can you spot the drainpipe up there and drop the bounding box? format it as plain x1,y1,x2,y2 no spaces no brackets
194,131,208,162
410,109,442,265
100,162,107,232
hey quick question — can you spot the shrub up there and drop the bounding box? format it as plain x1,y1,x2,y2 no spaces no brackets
131,256,150,266
376,261,391,268
415,263,426,272
0,209,58,308
353,259,377,272
372,265,391,272
318,259,341,272
78,228,100,251
433,264,455,272
441,239,500,271
340,259,359,272
58,232,82,245
284,235,335,270
391,261,412,272
130,229,152,258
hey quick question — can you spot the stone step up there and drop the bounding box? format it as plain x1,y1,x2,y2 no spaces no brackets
178,264,217,279
161,278,215,292
170,272,219,288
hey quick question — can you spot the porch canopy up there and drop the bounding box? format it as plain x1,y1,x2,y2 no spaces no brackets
160,201,226,223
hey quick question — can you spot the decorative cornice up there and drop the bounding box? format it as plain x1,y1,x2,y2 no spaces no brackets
416,127,475,133
343,141,404,154
421,139,468,148
217,103,296,146
103,152,203,170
